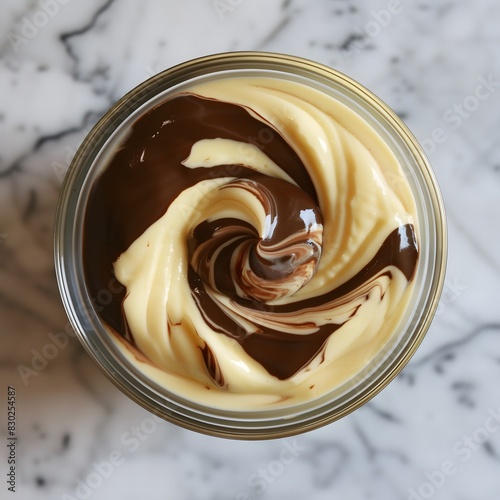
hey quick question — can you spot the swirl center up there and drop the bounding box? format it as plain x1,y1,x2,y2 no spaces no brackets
188,174,323,303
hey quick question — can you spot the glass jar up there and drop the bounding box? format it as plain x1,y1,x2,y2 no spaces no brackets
54,52,447,439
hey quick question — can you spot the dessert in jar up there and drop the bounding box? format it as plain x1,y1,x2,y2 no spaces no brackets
55,53,446,438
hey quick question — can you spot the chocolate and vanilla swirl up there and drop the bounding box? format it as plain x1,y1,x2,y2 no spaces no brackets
83,77,419,408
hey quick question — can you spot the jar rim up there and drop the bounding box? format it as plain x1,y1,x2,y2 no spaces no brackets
54,51,447,439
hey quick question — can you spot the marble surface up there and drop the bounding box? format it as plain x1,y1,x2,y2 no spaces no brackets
1,0,500,498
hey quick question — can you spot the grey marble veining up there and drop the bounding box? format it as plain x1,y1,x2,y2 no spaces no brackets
1,1,500,499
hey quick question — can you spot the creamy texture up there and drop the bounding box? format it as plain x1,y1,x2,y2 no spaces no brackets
83,77,419,409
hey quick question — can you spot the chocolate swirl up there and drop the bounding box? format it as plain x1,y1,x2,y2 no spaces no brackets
83,77,419,405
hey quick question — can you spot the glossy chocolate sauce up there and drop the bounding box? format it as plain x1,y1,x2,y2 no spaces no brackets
83,93,418,381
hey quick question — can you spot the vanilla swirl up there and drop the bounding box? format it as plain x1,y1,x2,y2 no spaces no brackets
84,77,419,409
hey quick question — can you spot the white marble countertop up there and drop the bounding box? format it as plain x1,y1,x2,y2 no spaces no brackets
1,1,500,499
